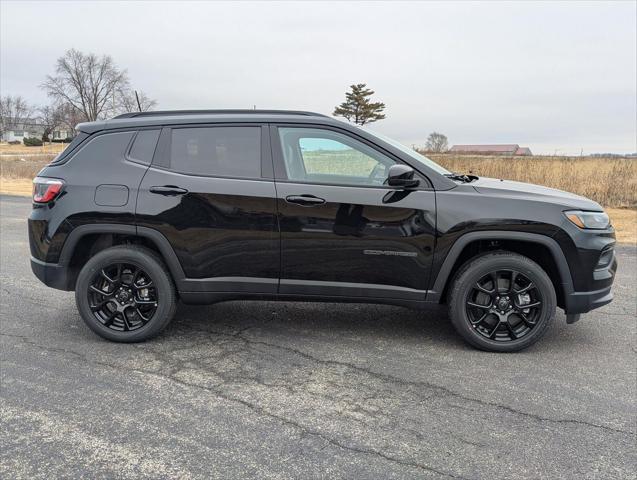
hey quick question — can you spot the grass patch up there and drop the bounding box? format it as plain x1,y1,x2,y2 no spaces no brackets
303,150,377,176
606,208,637,244
0,154,55,179
0,142,67,155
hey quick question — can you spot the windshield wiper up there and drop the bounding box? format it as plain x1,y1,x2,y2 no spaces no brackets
444,172,479,183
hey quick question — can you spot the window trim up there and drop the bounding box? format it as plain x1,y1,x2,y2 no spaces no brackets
150,123,271,181
124,127,162,166
52,130,135,167
269,124,433,190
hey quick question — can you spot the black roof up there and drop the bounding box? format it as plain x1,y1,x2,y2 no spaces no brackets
78,109,335,133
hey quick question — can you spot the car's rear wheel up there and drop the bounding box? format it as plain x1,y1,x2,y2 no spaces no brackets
448,251,556,352
75,246,176,342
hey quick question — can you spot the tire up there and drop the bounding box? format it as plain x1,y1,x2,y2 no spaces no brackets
75,245,177,342
448,251,556,352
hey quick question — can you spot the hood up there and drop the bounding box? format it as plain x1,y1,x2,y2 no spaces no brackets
471,177,603,211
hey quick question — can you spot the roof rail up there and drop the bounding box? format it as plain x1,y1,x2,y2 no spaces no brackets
113,109,329,119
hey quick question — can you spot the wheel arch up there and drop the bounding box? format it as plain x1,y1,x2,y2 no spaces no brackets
59,224,185,290
430,231,574,308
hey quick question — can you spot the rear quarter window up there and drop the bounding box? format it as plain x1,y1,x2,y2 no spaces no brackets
48,132,89,165
128,129,160,164
169,126,261,178
65,131,136,166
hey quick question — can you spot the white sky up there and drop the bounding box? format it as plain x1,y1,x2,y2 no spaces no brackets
1,0,636,154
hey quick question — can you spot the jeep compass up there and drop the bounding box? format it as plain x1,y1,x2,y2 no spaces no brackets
29,110,617,351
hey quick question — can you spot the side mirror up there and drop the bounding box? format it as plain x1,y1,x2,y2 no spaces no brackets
386,164,420,189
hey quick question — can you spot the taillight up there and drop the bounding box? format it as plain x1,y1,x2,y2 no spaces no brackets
32,177,65,203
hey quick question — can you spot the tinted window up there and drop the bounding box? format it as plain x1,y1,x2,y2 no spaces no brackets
278,127,396,186
49,132,89,164
129,129,160,164
71,131,135,161
170,127,261,178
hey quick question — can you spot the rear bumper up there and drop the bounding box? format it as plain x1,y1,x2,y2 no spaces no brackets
31,257,72,291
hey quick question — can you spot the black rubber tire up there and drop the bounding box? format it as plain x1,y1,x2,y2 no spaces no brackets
75,245,177,342
448,251,556,352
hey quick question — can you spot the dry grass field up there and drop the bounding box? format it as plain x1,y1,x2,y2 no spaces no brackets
606,207,637,244
0,154,53,179
0,142,67,155
0,149,634,243
429,154,637,243
0,178,33,197
428,154,637,208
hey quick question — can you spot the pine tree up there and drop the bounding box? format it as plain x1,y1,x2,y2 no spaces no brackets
333,83,386,125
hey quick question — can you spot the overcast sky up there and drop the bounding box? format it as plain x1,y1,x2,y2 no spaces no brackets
1,1,635,154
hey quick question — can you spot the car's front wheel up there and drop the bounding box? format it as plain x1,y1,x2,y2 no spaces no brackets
448,251,556,352
75,245,176,342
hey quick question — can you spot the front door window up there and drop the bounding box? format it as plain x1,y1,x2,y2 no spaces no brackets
278,127,397,186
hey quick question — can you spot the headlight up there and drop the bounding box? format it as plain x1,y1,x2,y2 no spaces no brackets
564,210,610,229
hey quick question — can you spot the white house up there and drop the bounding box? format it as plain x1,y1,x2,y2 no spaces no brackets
0,117,73,143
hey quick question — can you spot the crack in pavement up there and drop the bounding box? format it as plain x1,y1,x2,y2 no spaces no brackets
148,371,468,479
3,330,634,439
166,326,637,437
1,332,464,479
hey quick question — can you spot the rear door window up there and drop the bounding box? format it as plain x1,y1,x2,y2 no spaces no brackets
169,127,261,178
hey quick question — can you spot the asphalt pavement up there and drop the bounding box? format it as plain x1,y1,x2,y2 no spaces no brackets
1,194,635,479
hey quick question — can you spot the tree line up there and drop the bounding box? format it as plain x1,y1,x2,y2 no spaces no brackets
0,49,156,142
1,50,448,151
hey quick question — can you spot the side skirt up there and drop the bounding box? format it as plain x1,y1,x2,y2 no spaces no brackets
179,291,432,310
178,277,431,309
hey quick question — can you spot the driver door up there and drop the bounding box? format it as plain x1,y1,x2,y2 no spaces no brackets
271,125,436,302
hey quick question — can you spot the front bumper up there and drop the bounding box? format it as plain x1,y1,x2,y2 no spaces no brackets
31,257,72,291
564,285,614,314
563,248,617,315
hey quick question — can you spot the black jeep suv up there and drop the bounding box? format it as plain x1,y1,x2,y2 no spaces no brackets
29,110,617,351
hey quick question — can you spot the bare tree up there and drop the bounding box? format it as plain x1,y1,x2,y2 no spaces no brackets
116,88,157,113
425,132,448,153
56,102,87,134
38,104,65,142
41,49,156,121
0,95,34,138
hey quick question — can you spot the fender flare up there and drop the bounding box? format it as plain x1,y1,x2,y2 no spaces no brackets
427,231,574,302
58,224,186,282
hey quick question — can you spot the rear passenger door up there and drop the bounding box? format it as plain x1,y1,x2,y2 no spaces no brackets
136,124,279,294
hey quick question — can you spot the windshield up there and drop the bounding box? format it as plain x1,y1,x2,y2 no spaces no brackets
362,127,451,175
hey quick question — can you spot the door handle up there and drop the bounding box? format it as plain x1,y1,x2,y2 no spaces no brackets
149,185,189,196
285,194,326,206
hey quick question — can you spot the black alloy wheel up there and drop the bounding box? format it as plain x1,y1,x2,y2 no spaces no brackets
448,251,556,352
465,269,543,342
75,245,176,342
88,262,158,332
